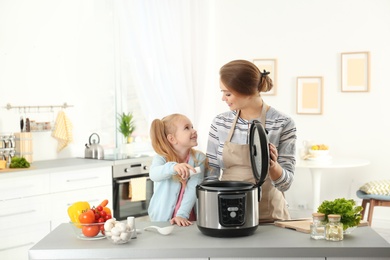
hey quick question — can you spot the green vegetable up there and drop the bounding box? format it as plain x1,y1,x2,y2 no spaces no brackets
317,198,363,230
9,156,30,168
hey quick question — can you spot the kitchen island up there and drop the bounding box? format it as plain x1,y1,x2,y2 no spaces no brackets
29,221,390,260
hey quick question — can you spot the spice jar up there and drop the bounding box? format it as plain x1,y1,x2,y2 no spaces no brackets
325,214,343,241
310,212,325,240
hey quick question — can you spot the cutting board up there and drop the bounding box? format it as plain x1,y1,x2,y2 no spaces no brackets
274,219,369,234
0,166,34,173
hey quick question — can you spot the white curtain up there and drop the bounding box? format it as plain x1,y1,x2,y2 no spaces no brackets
114,0,216,145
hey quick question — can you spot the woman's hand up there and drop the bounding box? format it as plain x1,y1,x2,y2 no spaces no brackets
268,143,283,180
173,163,195,180
170,216,193,226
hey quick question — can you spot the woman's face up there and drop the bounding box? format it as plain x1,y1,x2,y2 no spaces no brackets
171,116,198,149
220,80,251,111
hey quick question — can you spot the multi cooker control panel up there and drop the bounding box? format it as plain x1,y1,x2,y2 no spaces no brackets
218,193,246,226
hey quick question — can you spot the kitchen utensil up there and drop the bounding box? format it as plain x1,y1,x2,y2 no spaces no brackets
84,133,104,159
143,225,174,235
196,120,269,237
20,116,24,132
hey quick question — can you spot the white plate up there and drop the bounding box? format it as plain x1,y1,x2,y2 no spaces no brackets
307,155,332,162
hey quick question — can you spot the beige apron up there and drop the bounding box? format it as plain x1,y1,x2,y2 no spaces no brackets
221,103,290,222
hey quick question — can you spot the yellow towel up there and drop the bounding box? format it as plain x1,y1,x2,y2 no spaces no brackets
129,177,147,202
51,111,73,152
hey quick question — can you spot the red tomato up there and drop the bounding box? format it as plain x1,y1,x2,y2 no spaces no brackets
79,209,95,224
96,205,103,212
82,225,100,237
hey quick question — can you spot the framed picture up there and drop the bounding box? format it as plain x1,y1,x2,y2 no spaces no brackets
296,77,323,115
341,52,370,92
253,59,277,95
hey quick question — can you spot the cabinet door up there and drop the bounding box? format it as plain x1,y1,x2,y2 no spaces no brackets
0,195,51,229
0,174,49,200
0,221,50,260
50,166,112,193
50,185,113,230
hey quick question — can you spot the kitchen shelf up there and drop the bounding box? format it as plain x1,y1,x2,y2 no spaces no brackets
5,102,74,112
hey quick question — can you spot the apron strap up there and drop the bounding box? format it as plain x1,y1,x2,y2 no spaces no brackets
227,110,240,142
260,100,269,127
227,100,269,142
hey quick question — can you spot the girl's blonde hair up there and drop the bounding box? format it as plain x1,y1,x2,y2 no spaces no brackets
150,114,209,183
149,114,205,167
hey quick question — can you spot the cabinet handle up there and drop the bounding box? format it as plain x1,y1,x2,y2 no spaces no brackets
0,209,36,218
66,199,99,207
66,176,99,182
116,177,151,184
0,242,35,252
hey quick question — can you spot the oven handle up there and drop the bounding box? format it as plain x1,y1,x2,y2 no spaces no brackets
115,177,150,184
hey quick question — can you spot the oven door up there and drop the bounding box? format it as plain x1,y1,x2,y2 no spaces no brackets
113,173,153,220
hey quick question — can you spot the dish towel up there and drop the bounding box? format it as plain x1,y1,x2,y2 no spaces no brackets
128,177,147,202
51,111,73,152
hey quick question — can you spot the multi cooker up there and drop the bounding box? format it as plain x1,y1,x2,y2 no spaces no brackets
196,120,269,237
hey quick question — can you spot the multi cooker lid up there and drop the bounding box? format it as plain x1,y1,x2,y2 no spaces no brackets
249,120,269,187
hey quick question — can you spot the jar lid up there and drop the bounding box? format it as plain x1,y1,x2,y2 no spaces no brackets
312,212,325,217
328,214,341,218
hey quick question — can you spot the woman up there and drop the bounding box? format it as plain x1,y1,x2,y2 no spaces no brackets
206,60,297,222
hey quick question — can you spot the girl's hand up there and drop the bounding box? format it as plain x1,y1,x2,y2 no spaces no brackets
170,216,193,226
174,163,195,180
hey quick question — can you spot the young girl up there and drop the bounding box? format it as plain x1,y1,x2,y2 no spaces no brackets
148,113,207,227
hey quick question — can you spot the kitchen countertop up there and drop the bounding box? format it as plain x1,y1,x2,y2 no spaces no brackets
29,222,390,260
0,158,113,178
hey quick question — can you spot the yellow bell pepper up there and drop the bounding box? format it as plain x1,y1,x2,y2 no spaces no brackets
67,201,91,227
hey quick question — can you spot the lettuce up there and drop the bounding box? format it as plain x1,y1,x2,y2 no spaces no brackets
317,198,363,230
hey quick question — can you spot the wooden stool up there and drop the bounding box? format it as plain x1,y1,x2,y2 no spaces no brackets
356,190,390,226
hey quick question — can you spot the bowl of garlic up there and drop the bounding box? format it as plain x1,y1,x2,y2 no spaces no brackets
104,218,134,244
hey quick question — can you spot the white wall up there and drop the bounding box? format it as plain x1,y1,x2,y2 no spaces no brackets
212,0,390,226
0,0,117,160
1,0,389,225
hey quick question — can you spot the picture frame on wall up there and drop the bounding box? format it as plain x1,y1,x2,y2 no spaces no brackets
296,77,323,115
253,59,277,95
341,51,370,92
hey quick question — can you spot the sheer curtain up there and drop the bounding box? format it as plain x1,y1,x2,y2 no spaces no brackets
114,0,216,150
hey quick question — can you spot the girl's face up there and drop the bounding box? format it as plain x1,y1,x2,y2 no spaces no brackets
170,116,198,150
220,80,251,111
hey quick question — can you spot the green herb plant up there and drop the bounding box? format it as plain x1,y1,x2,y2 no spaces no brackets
9,156,30,168
317,198,363,230
117,112,136,142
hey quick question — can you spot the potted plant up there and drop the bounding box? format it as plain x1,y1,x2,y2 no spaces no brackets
317,198,363,232
117,112,136,143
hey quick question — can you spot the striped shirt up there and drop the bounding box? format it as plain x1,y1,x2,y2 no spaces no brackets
206,108,297,192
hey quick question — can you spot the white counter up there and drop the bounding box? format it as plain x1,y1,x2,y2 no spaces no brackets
29,222,390,260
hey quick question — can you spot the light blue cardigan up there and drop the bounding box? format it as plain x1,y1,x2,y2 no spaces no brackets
148,151,206,221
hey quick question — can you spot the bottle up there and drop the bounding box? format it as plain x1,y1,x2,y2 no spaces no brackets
310,212,326,240
325,214,344,241
127,216,137,239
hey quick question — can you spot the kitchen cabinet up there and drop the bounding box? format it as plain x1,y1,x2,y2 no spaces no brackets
0,158,113,260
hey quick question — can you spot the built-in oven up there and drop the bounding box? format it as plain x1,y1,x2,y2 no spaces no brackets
109,155,153,221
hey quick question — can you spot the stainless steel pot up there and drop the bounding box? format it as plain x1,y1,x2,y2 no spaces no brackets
196,120,269,237
85,133,104,159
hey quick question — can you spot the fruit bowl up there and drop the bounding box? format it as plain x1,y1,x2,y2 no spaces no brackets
309,149,329,157
70,222,106,240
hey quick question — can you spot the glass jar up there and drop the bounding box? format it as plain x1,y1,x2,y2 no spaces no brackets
325,214,344,241
310,212,326,240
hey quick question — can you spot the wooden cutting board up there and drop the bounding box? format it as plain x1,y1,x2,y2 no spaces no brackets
274,219,369,234
0,166,34,173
